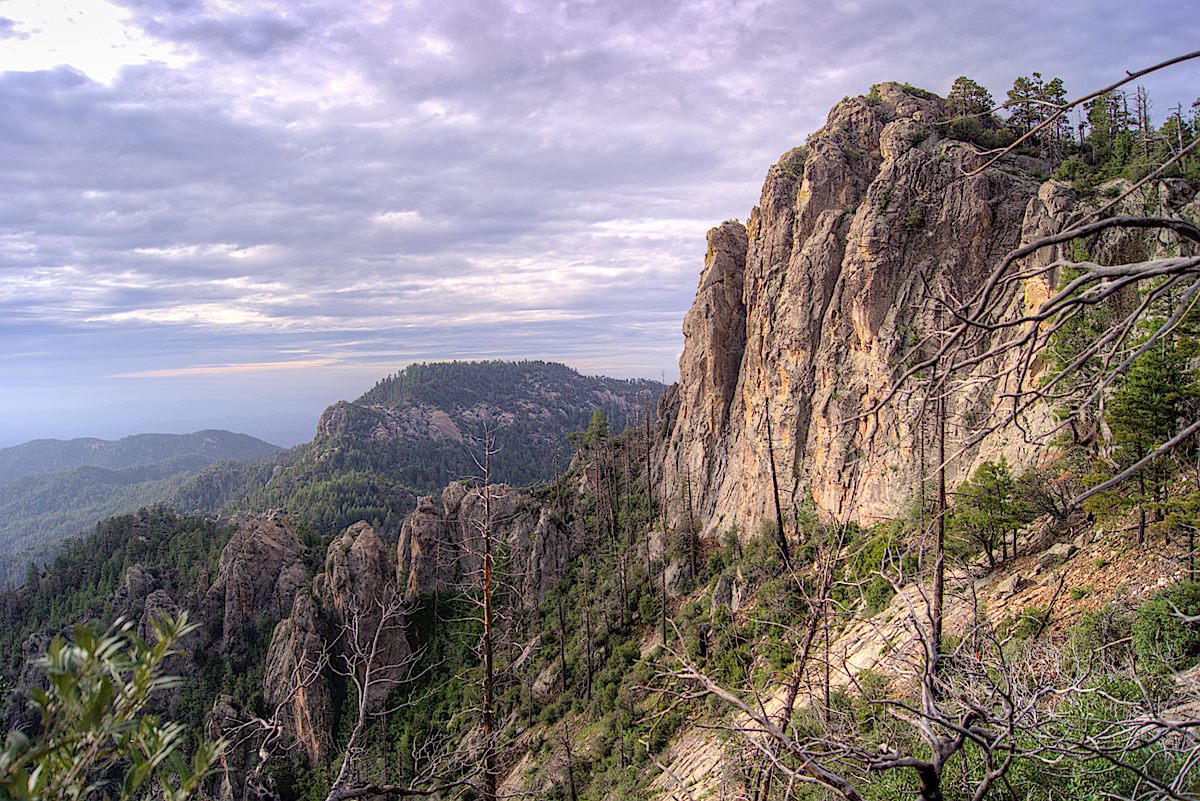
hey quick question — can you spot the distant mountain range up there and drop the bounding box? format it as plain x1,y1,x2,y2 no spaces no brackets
0,430,281,588
0,430,281,486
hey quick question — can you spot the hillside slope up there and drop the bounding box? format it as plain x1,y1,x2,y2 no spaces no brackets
0,431,280,588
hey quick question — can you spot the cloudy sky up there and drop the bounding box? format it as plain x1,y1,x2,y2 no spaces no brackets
1,0,1196,446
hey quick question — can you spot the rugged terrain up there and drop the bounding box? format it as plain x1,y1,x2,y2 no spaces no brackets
657,82,1198,533
172,360,662,537
3,81,1199,801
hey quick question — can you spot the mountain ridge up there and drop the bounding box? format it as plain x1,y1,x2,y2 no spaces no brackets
0,429,281,487
0,430,282,589
175,360,664,539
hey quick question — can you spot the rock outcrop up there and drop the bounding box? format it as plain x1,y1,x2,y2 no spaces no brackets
662,84,1041,531
262,590,333,763
203,516,308,651
660,83,1200,533
397,481,575,607
316,399,464,446
315,521,410,704
263,521,411,763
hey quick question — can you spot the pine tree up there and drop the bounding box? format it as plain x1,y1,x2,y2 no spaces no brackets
946,76,993,118
952,457,1027,568
1106,343,1198,545
1006,72,1068,147
584,408,610,447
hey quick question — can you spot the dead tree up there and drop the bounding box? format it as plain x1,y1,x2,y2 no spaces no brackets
463,422,502,801
325,592,472,801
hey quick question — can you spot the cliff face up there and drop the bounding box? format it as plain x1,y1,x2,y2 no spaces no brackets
202,516,308,651
261,521,408,764
663,83,1200,534
397,481,578,608
663,83,1044,530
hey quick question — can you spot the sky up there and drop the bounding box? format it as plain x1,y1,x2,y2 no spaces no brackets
1,0,1197,447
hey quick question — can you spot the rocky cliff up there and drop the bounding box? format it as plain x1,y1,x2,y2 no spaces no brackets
261,521,407,763
660,82,1198,533
397,480,578,608
202,516,308,652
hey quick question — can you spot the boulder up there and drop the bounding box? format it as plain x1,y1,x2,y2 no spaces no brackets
995,573,1025,600
1038,542,1078,569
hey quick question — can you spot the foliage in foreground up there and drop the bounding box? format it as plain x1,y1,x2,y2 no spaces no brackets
0,613,221,801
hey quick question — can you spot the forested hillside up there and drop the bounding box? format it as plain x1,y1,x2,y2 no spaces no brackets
201,360,663,538
0,431,280,589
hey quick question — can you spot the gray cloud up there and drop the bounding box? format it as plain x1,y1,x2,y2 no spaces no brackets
1,0,1198,444
0,17,24,39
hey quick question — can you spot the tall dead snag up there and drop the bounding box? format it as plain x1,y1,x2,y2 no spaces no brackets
465,422,500,801
932,306,947,673
556,589,568,694
764,397,791,569
752,524,846,801
659,538,669,647
645,403,655,531
686,463,698,580
619,438,633,627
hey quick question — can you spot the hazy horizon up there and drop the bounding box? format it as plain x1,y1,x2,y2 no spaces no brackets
0,357,669,448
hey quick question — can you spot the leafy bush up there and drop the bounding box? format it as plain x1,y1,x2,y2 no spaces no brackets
945,117,1015,150
1133,581,1200,672
0,614,221,800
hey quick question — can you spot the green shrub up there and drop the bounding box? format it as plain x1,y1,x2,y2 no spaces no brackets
0,614,221,801
945,117,1015,151
998,606,1047,641
1133,581,1200,672
899,83,937,100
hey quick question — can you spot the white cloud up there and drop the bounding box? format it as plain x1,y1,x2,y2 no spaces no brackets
372,210,425,227
112,358,332,378
131,243,277,260
2,0,1198,442
0,0,189,83
88,303,276,327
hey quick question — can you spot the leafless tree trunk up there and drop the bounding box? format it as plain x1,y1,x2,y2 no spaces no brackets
765,397,791,569
462,423,504,801
559,725,578,801
557,589,568,695
645,405,655,531
933,356,946,671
